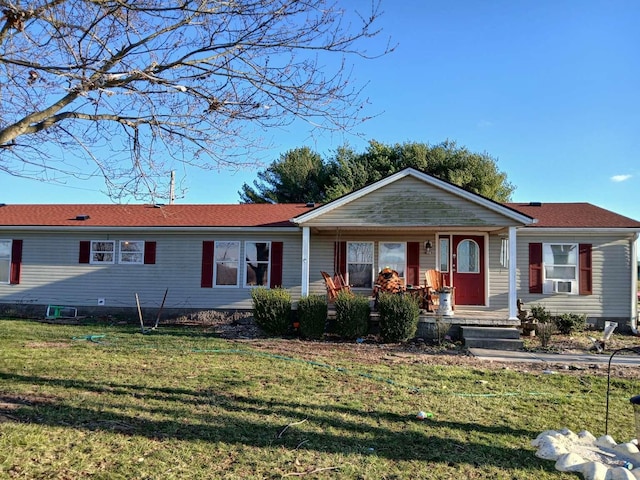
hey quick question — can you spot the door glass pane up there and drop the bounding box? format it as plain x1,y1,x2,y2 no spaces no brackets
439,238,449,272
457,240,479,273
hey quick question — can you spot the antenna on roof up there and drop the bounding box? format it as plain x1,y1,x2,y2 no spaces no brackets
169,171,175,205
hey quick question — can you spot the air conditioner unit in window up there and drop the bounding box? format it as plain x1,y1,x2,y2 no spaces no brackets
553,280,573,293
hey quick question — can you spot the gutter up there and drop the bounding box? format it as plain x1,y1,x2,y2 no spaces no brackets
631,233,639,335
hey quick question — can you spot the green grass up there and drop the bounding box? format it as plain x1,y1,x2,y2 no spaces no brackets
0,319,637,479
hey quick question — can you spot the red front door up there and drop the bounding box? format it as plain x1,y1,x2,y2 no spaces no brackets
452,235,485,305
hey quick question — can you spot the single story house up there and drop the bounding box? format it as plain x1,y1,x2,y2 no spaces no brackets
1,168,639,333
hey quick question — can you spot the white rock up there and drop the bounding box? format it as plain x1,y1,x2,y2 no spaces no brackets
579,431,598,442
556,452,587,472
608,467,636,480
535,435,569,460
581,461,609,480
615,443,640,455
532,430,564,446
597,436,619,449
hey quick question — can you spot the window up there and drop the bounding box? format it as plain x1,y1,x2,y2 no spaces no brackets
439,237,450,272
543,243,578,294
90,241,115,264
245,241,270,287
0,239,10,284
347,242,374,288
119,241,144,264
500,237,509,268
215,241,240,286
379,242,406,279
457,239,480,273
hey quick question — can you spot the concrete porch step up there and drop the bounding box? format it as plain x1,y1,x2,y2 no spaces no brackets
460,326,521,339
463,337,524,351
461,326,524,351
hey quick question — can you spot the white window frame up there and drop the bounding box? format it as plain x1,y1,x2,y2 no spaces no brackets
0,239,11,284
214,241,240,287
378,242,406,281
347,241,374,288
90,240,115,265
119,240,145,265
244,241,271,287
543,242,578,295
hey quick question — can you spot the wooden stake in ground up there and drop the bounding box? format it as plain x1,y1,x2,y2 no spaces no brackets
135,293,145,333
153,288,169,330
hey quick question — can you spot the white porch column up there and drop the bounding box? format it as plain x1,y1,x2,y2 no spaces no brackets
301,226,310,297
508,226,518,321
631,233,639,332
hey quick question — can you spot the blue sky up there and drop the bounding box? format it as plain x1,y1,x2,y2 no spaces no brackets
4,0,639,223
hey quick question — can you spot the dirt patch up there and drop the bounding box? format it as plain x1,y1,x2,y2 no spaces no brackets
25,341,72,349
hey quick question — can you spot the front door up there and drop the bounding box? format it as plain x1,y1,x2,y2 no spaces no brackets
452,235,485,305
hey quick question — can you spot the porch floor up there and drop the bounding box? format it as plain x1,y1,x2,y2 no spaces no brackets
327,304,518,327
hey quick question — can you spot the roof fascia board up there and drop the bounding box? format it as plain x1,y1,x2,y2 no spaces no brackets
0,226,301,233
293,167,536,225
518,227,640,235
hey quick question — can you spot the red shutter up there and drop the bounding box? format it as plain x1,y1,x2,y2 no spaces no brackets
334,241,347,277
79,241,90,264
270,241,283,288
144,241,156,264
9,240,23,285
201,241,214,288
579,243,592,295
406,242,420,287
529,243,543,294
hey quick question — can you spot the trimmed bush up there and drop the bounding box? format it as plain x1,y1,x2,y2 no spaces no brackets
334,292,370,340
530,304,552,323
554,313,587,335
298,294,328,339
377,292,420,343
251,287,292,336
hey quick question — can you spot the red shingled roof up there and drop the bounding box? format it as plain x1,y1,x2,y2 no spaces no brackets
506,202,640,228
0,204,311,228
0,202,637,229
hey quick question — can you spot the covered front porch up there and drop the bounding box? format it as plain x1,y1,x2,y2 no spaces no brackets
291,169,537,326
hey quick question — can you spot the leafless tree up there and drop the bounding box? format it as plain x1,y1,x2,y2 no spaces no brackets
0,0,393,201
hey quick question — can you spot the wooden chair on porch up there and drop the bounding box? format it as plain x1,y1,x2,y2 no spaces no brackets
321,271,352,302
424,269,455,312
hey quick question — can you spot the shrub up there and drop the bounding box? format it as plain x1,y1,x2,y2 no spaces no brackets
377,293,420,343
251,287,292,336
334,292,370,340
535,321,556,348
297,294,328,339
554,313,587,335
529,304,552,323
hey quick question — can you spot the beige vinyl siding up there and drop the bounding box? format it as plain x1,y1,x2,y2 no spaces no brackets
302,177,517,228
0,231,301,310
516,233,633,318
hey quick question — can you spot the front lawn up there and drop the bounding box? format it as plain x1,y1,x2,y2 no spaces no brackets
0,319,637,479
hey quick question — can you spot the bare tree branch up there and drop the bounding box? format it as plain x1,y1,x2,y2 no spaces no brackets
0,0,394,201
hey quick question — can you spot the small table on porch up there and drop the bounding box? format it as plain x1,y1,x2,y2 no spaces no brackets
405,286,428,310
